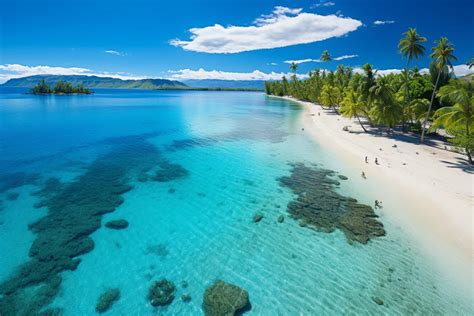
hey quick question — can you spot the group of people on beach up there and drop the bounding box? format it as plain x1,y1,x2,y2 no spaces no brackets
362,156,383,209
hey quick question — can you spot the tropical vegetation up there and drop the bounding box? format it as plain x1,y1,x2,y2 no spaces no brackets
265,29,474,164
31,80,92,94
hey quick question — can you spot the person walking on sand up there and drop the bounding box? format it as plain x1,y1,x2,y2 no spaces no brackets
365,156,368,163
361,171,366,179
375,158,379,165
375,200,380,209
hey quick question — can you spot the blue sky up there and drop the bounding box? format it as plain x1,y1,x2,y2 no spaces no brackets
0,0,472,82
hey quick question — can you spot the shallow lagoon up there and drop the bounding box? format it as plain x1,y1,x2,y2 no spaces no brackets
0,89,469,314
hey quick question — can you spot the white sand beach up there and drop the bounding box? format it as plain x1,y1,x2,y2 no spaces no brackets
277,96,473,294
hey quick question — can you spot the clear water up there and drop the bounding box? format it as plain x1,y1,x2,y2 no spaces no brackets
0,88,470,315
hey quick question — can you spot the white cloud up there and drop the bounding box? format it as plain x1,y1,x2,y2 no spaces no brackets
104,50,126,56
168,68,307,81
284,54,358,64
284,59,318,65
311,1,336,8
170,6,362,54
373,20,395,25
0,64,147,83
268,62,278,66
334,54,358,61
353,64,473,77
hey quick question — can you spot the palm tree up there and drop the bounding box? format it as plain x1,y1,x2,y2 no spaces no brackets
320,50,331,62
369,77,402,129
420,37,457,143
398,28,427,131
289,62,298,82
432,81,473,163
340,88,368,132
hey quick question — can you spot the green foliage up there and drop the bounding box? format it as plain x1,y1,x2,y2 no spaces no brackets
31,80,92,95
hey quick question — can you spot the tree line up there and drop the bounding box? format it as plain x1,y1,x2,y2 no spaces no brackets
265,29,473,164
31,80,92,95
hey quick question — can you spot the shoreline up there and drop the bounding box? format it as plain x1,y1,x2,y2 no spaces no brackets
275,95,473,296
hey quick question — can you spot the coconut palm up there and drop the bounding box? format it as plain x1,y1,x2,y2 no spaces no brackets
369,77,402,128
340,88,369,132
289,62,298,82
432,81,474,163
320,50,331,62
398,28,427,131
420,37,457,143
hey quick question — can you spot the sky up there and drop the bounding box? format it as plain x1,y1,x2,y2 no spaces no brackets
0,0,473,83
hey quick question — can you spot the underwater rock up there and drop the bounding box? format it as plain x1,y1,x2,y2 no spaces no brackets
181,281,188,288
146,243,169,258
6,192,19,201
148,279,176,307
0,172,40,193
372,296,384,305
203,280,249,316
96,288,120,313
338,175,348,180
253,213,264,223
105,219,129,230
168,188,176,194
152,162,188,182
279,163,385,244
181,294,192,303
277,215,285,223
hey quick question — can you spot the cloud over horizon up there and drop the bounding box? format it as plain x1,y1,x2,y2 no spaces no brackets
168,68,307,81
170,6,362,53
311,1,336,8
0,64,147,83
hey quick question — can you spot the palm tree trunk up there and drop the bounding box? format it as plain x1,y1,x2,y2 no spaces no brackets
356,114,368,132
420,69,442,143
402,60,410,133
466,122,473,164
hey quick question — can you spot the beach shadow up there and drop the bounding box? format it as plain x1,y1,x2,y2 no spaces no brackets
439,158,474,174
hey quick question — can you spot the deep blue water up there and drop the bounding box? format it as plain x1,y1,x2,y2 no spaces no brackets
0,88,469,315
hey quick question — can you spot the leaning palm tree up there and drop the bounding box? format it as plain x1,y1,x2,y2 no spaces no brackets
340,88,369,132
432,81,473,163
420,37,457,143
398,28,427,131
320,50,331,62
289,62,298,82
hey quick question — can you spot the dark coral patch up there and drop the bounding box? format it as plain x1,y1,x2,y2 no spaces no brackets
0,135,168,315
0,171,40,193
279,163,386,244
152,162,188,182
105,219,129,230
148,279,176,307
203,280,250,316
96,288,120,313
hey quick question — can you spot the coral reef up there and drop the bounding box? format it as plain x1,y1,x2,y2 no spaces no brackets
105,219,129,230
279,163,386,244
203,280,250,316
95,288,120,313
148,279,176,307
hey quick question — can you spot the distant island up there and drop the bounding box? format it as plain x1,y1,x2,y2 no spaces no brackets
31,80,92,95
1,75,265,91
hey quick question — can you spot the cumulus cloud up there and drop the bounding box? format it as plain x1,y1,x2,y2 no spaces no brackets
284,54,358,64
168,68,307,81
170,6,362,53
0,64,147,83
268,62,278,66
311,1,336,8
353,64,473,77
104,50,126,56
373,20,395,25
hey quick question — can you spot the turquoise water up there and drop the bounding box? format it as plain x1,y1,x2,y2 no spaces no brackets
0,88,469,315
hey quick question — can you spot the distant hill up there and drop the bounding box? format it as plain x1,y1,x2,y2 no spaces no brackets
1,75,188,89
182,79,265,90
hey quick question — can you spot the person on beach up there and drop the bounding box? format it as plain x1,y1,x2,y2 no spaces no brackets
375,200,380,209
365,156,368,163
361,171,366,179
375,158,379,165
